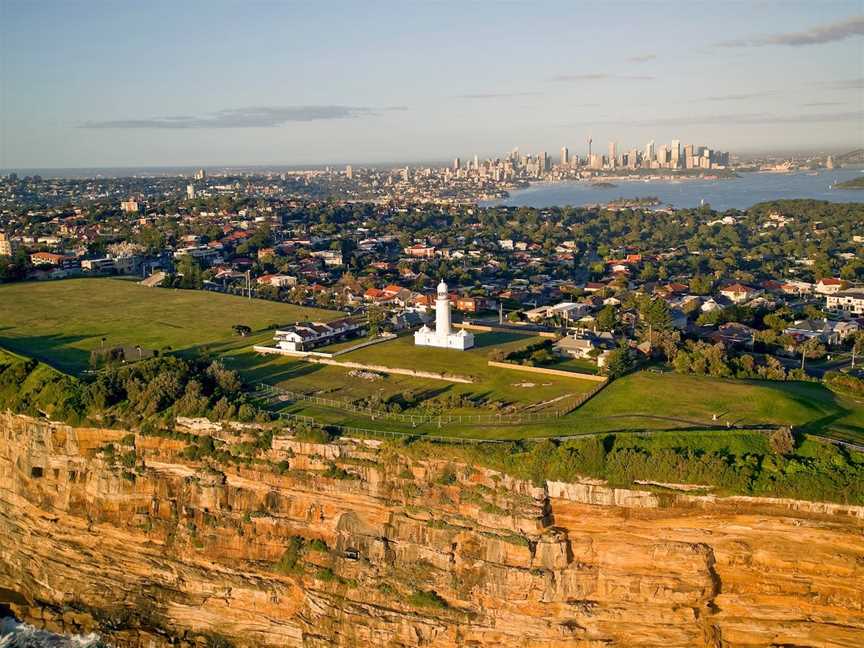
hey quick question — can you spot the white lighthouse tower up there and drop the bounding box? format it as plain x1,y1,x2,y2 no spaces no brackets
414,280,474,350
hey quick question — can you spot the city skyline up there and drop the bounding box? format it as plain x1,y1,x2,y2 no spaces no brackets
1,1,862,168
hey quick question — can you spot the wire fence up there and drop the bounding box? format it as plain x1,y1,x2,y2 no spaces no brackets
274,411,511,444
252,384,864,452
254,383,606,427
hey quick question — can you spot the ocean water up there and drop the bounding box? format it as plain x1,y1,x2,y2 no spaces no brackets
0,618,106,648
484,168,864,211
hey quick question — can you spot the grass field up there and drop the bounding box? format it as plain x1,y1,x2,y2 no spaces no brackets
222,331,600,416
577,372,864,439
1,279,861,444
255,370,864,442
0,278,338,374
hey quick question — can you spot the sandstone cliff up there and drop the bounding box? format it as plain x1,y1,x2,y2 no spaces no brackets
0,411,862,647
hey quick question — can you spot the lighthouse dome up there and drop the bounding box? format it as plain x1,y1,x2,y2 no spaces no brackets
437,279,448,296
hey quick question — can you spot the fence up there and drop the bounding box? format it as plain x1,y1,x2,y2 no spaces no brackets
255,383,579,427
487,360,607,383
275,411,512,444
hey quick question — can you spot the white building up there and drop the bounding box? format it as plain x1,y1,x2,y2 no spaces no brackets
827,289,864,316
273,318,363,352
815,278,844,295
414,280,474,350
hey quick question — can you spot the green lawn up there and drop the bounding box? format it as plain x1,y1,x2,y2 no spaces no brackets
3,279,861,444
221,331,600,419
256,370,864,443
574,372,864,442
0,278,339,374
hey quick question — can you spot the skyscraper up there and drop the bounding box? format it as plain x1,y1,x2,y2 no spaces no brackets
453,157,461,170
645,140,655,163
0,231,16,257
683,144,694,169
560,146,569,166
671,139,681,168
345,165,353,180
608,141,617,168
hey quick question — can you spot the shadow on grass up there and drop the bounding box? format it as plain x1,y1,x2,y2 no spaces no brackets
471,331,530,349
755,379,863,441
0,333,108,375
242,359,325,386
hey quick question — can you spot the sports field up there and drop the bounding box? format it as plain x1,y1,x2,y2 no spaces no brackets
0,278,338,374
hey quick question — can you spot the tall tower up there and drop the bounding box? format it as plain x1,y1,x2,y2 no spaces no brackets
671,139,681,168
435,279,452,339
645,140,655,163
608,141,617,168
587,136,592,160
560,146,569,166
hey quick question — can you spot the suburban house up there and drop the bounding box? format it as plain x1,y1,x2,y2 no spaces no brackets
525,302,591,323
783,319,859,346
257,274,297,288
272,318,364,352
700,298,722,313
455,295,495,313
403,244,436,258
30,252,78,269
554,331,616,361
719,283,758,304
709,322,757,349
781,281,814,296
826,289,864,316
815,278,845,295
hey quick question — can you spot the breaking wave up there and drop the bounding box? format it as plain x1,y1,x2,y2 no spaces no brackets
0,618,107,647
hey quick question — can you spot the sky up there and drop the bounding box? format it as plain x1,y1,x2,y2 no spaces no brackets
1,0,862,169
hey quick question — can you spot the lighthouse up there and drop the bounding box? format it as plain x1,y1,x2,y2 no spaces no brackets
414,280,475,350
435,279,452,337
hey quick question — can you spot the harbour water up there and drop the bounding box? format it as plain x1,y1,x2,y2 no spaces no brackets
484,168,864,211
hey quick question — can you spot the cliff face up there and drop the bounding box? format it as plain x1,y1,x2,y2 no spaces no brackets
0,411,862,648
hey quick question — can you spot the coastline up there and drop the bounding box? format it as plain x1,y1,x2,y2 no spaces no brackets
482,167,864,210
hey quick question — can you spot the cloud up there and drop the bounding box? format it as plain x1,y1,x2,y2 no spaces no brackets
550,73,655,82
570,111,863,127
80,105,405,129
717,14,864,47
627,54,657,63
801,101,845,107
455,92,543,99
813,77,863,90
701,92,771,101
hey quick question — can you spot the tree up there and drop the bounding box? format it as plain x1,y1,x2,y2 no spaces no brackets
769,427,795,455
596,305,617,332
603,348,633,379
637,296,671,339
690,274,713,295
799,337,826,371
852,332,864,369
